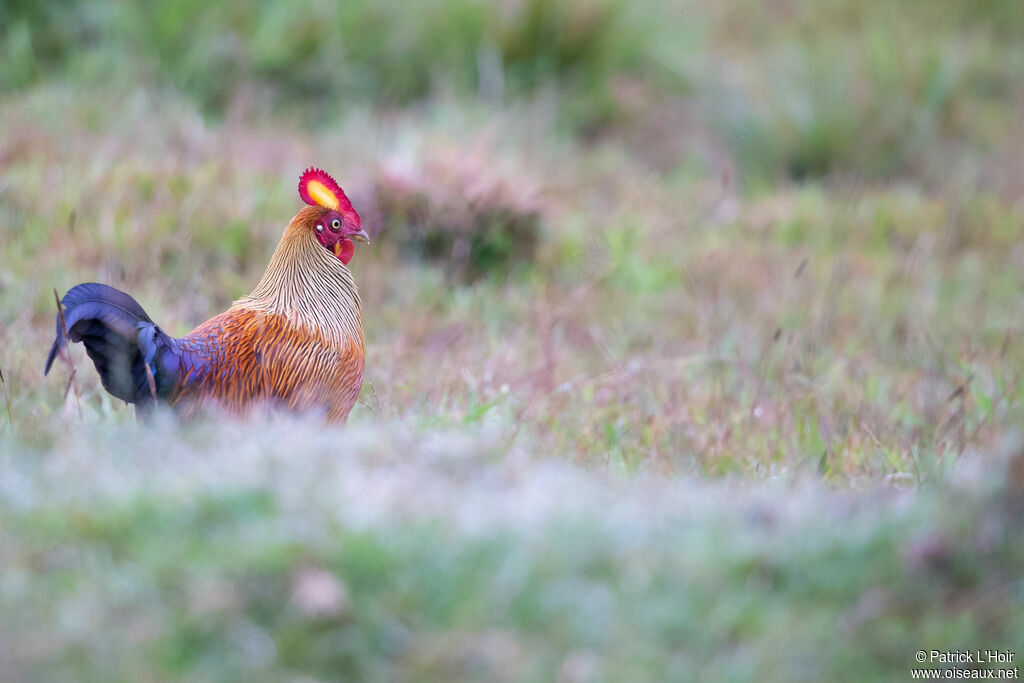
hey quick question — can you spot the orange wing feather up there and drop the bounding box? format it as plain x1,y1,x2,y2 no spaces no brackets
173,307,364,422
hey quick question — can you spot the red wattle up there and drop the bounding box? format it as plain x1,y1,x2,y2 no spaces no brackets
338,239,355,265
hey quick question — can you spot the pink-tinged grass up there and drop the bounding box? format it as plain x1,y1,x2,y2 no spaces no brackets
2,2,1024,677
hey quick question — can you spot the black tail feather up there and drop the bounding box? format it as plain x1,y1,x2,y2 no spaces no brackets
46,283,181,408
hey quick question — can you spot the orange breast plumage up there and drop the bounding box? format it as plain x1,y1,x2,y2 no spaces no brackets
173,306,365,422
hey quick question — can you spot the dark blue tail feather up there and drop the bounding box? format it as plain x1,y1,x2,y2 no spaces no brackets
45,283,183,409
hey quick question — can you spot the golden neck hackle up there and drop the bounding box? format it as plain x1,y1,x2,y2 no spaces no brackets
234,207,363,350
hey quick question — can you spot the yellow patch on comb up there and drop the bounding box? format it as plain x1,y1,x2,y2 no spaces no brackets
306,180,339,211
298,168,349,211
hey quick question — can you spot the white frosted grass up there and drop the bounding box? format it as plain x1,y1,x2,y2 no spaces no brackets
1,413,996,544
0,416,1014,682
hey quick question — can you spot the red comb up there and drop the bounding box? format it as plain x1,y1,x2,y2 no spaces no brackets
298,167,352,212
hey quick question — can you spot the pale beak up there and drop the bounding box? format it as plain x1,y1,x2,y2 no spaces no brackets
351,229,370,244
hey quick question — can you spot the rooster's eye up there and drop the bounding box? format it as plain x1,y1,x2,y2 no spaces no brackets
315,224,324,233
331,219,341,232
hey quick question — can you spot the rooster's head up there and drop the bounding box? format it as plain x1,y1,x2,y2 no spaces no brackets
298,168,369,265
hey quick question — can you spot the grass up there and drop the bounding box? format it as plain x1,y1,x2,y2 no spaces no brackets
2,0,1024,679
2,420,1023,681
8,87,1019,478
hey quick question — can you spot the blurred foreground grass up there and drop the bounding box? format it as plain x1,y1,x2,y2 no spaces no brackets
2,420,1023,681
2,0,1024,680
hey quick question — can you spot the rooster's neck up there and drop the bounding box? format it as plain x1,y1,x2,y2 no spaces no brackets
233,210,363,349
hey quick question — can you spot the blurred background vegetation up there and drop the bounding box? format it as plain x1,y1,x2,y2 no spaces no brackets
5,0,1023,183
2,0,1024,680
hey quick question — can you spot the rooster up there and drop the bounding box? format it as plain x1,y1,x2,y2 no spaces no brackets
45,168,370,422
